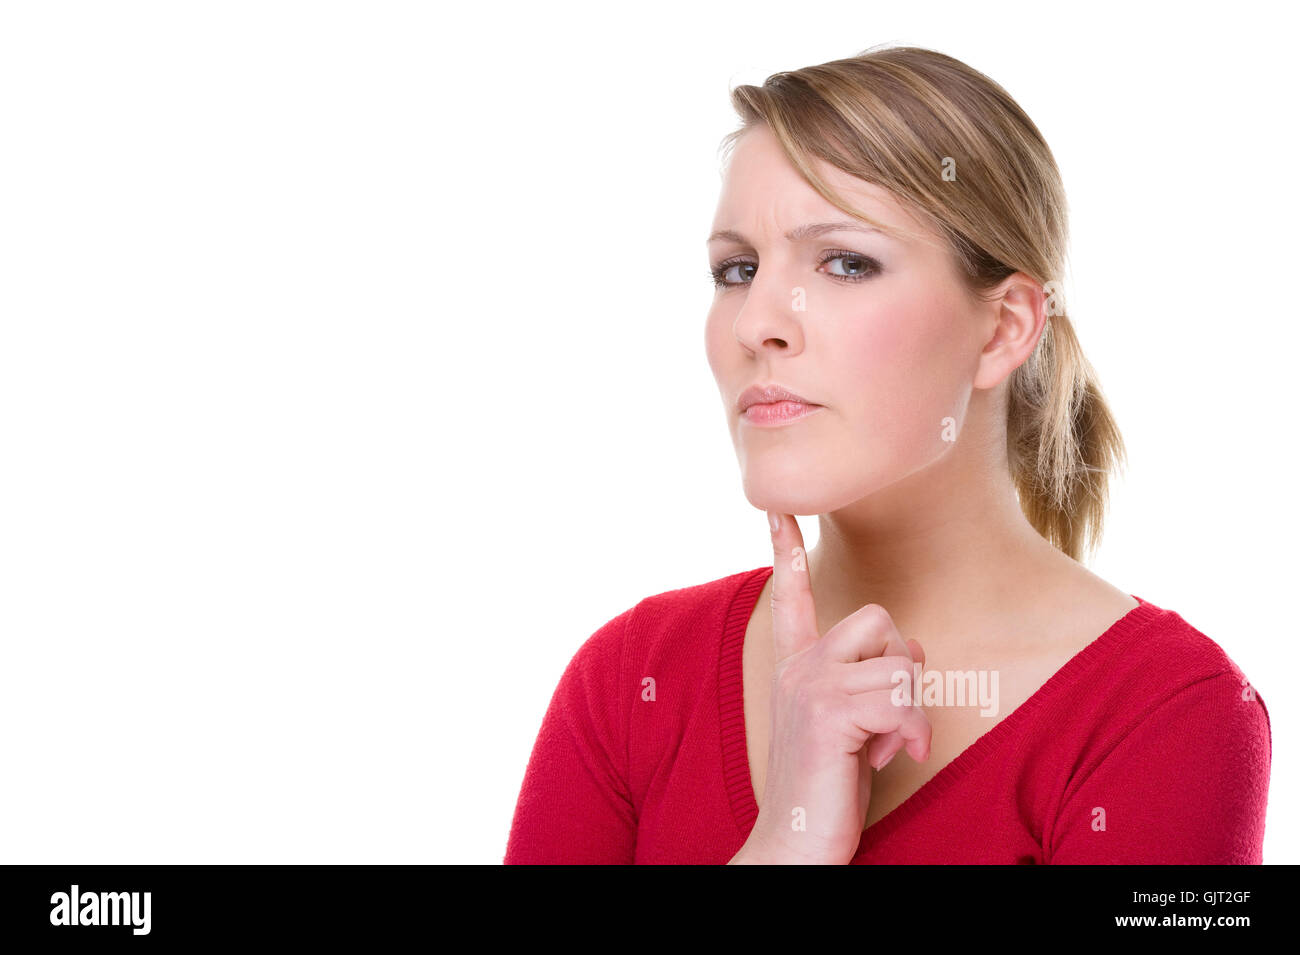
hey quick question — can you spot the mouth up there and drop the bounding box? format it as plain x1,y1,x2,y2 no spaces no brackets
740,400,825,427
737,382,824,426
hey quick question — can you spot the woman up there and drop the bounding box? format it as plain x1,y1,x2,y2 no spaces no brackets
504,45,1272,864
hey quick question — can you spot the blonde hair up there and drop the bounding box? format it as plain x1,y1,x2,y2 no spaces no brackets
721,44,1126,563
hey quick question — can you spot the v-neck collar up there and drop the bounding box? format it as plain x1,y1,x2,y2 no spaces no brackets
716,564,1164,860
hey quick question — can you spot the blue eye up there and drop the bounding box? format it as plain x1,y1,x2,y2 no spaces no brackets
708,250,882,289
822,253,882,280
708,261,757,288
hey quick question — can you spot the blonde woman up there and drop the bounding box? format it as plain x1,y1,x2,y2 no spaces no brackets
504,45,1272,865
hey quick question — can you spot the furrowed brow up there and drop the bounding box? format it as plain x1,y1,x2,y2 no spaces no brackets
706,219,889,245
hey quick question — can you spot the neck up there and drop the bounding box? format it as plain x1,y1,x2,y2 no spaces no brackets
805,463,1073,653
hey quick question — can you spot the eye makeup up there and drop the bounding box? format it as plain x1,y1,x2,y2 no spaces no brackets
709,250,883,289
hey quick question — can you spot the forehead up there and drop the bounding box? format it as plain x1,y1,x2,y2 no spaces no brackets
712,124,923,238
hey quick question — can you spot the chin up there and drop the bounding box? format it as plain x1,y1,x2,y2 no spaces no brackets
742,462,902,518
740,478,839,518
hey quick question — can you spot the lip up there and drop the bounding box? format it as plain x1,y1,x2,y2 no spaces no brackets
741,401,824,426
737,383,824,427
737,383,820,413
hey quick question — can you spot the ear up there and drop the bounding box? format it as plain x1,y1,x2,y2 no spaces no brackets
972,272,1046,390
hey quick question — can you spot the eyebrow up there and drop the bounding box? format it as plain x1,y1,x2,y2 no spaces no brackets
706,219,889,246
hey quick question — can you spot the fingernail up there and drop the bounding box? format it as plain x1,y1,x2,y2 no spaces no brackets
875,751,896,771
768,511,780,533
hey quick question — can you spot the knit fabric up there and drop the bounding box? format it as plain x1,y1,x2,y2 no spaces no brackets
504,565,1271,864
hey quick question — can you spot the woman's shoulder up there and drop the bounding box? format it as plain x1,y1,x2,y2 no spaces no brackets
1114,595,1260,690
569,564,771,667
1039,594,1272,862
634,563,771,620
1048,593,1271,749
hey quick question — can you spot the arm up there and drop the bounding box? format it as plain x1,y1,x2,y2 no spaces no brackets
503,607,638,864
1048,670,1271,864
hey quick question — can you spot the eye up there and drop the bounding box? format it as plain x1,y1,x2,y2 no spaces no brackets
707,251,882,289
708,259,756,289
820,251,882,282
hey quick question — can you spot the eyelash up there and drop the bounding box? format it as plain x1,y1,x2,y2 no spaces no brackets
707,250,882,290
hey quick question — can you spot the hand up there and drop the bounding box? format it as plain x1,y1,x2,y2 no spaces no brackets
743,511,932,865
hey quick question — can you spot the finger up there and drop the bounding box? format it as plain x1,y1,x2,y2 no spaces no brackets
836,655,919,695
842,655,923,768
881,621,912,661
906,638,925,669
847,690,933,760
878,638,928,764
768,511,820,663
865,727,903,770
860,655,929,769
822,601,910,665
824,605,915,766
857,735,875,815
864,710,931,767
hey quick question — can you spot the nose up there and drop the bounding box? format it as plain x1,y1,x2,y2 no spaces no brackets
731,270,807,355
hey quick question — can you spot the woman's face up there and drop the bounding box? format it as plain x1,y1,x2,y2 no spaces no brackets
704,124,1000,517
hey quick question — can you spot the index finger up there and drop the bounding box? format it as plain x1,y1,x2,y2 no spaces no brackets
768,511,820,663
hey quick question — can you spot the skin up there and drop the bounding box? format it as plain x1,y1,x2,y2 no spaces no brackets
706,123,1139,863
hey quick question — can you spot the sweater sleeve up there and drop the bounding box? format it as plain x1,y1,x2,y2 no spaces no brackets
1048,670,1272,864
503,606,638,864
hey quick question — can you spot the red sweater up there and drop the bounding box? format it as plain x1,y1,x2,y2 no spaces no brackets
504,565,1272,864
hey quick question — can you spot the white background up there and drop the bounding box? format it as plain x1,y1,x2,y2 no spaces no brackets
1,0,1294,864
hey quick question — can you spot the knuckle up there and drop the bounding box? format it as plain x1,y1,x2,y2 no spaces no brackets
858,602,893,629
806,696,837,727
806,691,839,731
777,668,831,715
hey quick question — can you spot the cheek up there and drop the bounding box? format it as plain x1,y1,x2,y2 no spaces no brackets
703,305,728,373
704,302,747,391
824,289,973,452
